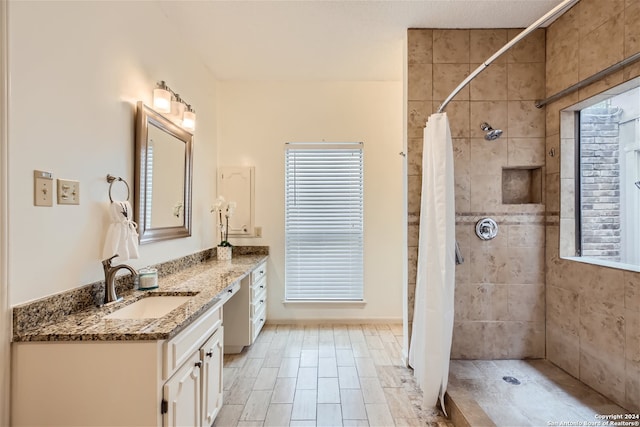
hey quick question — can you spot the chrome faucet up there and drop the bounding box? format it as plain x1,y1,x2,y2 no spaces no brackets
102,254,137,305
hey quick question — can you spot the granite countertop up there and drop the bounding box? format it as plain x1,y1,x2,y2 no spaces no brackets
13,254,268,342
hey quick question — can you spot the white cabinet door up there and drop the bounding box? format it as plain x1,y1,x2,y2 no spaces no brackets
217,166,255,236
163,351,202,427
201,327,224,426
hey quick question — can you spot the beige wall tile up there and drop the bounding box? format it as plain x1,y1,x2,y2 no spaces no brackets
406,175,421,216
470,63,507,101
546,102,561,137
547,284,580,335
407,101,430,138
626,359,640,412
470,101,508,139
455,225,471,283
433,29,469,63
506,320,545,358
508,138,545,167
507,100,545,138
507,284,544,322
547,3,579,40
407,63,433,101
626,309,640,364
407,224,418,248
453,138,470,176
579,11,625,80
469,137,507,176
507,224,545,248
546,134,560,175
407,29,433,64
470,29,508,63
455,283,508,321
580,303,625,355
437,100,469,138
546,29,580,96
501,246,545,284
508,63,545,100
579,346,627,406
507,28,545,63
546,172,559,213
579,0,625,38
625,271,640,311
546,325,580,377
455,174,471,213
469,174,502,212
407,138,423,176
433,63,470,101
624,59,640,80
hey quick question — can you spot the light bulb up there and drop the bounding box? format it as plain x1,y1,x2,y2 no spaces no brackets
153,87,171,113
183,108,196,131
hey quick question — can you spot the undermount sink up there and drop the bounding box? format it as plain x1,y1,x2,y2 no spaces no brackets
104,296,192,320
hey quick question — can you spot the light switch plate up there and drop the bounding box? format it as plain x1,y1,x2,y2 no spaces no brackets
57,179,80,205
34,170,53,207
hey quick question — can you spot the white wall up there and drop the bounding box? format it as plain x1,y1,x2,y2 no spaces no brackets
8,1,219,305
217,81,404,321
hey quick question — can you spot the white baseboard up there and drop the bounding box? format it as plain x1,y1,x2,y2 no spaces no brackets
265,318,402,325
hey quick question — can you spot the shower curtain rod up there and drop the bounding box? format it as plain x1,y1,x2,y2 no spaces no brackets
436,0,580,114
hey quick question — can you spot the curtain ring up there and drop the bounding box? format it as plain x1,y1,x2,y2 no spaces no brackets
106,174,130,202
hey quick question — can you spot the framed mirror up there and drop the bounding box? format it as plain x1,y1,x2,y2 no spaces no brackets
134,101,193,244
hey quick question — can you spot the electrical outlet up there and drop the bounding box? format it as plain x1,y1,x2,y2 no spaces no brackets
254,226,262,237
34,170,53,207
57,179,80,205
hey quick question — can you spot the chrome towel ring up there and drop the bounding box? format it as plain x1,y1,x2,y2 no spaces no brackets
106,174,130,202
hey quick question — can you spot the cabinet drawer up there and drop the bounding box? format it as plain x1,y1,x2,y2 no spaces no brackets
250,277,266,300
250,290,267,317
251,304,267,343
164,303,222,381
221,281,241,304
251,262,267,284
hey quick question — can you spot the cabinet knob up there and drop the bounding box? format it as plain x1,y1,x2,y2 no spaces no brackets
260,299,264,304
195,361,202,368
259,285,264,289
260,318,264,323
227,288,233,293
259,270,264,274
206,351,213,358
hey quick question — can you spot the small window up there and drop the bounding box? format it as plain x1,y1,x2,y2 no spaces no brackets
284,142,364,301
560,78,640,270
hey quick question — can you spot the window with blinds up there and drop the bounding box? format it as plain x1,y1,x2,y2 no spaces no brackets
285,142,364,301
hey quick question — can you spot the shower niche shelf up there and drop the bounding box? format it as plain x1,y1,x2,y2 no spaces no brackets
502,167,542,204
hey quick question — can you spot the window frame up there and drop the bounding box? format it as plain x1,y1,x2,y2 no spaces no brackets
560,77,640,272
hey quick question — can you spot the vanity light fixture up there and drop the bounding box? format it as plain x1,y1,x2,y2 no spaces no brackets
152,80,196,132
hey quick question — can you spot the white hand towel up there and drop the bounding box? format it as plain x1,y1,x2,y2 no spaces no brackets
102,200,139,263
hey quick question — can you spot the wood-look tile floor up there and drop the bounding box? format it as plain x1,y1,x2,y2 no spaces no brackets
214,324,454,427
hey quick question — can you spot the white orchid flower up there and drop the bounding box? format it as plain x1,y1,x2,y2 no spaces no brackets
211,195,225,213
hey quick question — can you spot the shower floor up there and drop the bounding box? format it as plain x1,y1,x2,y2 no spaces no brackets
446,359,632,427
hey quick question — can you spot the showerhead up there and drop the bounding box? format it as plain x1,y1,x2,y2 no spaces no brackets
480,122,503,141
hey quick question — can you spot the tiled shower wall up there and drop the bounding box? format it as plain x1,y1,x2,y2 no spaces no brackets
544,0,640,412
407,29,547,359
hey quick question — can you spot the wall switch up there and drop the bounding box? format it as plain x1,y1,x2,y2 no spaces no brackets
254,226,262,237
34,170,53,207
57,179,80,205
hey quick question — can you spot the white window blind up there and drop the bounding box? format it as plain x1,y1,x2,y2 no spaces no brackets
285,142,364,301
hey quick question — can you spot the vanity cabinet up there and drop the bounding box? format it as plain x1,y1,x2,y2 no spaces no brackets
11,282,237,427
162,299,225,427
224,261,267,353
163,325,223,427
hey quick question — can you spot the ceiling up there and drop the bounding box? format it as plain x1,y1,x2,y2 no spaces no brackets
158,0,566,81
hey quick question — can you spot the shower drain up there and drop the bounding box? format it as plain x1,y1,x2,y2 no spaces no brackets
502,376,521,385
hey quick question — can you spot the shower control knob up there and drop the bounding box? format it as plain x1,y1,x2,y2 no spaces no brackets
476,218,498,240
